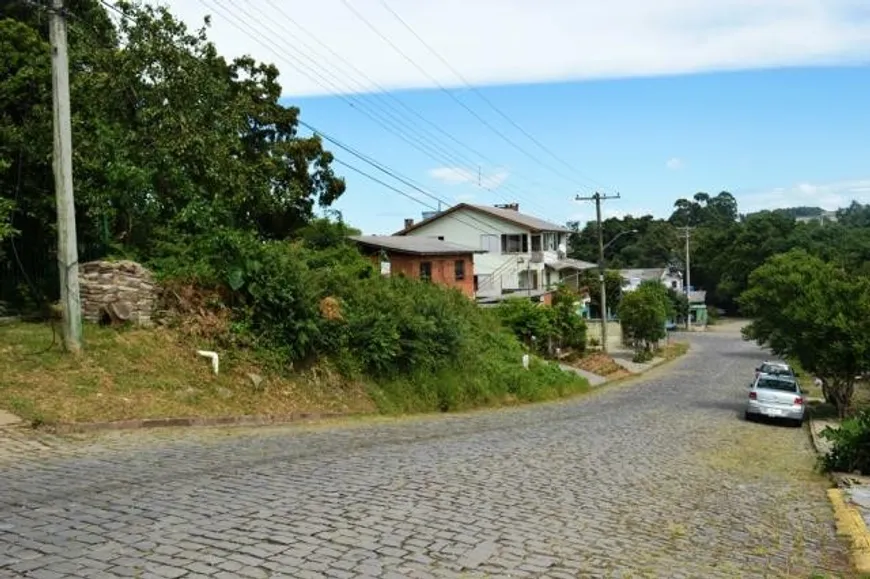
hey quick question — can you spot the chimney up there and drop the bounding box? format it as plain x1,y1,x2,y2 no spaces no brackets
495,203,519,212
404,218,414,229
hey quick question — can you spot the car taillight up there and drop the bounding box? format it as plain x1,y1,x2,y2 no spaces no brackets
795,397,804,405
749,392,757,400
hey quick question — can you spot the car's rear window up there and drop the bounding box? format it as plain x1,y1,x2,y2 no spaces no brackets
761,364,792,375
757,378,798,392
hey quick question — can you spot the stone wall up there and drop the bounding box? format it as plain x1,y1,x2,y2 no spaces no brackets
79,260,157,326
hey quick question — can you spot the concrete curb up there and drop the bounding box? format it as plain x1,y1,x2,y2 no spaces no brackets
828,487,870,574
40,411,359,434
808,414,870,575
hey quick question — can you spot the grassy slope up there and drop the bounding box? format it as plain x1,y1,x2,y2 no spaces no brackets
0,322,375,425
0,322,597,426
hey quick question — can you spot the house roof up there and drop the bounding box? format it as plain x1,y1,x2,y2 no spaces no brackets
350,235,484,256
688,290,706,303
547,258,598,272
619,268,667,282
395,203,571,235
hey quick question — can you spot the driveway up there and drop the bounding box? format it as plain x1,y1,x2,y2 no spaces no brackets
0,329,853,578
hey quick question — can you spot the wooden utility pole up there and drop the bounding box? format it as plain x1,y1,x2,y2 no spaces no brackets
576,192,620,353
680,226,693,330
49,0,82,352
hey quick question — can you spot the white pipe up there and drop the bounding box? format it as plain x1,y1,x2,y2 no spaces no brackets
197,350,219,375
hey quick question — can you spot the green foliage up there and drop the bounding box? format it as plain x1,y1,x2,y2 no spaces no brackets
574,269,624,317
496,299,553,352
150,228,588,412
821,411,870,474
618,280,669,355
566,190,870,314
1,1,344,305
496,286,586,356
739,250,870,417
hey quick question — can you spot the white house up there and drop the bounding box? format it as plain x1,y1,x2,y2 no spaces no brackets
619,268,683,292
396,203,596,299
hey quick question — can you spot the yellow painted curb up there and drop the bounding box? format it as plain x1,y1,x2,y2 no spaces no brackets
828,487,870,573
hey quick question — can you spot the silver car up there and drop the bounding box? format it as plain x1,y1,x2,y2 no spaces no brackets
745,373,805,426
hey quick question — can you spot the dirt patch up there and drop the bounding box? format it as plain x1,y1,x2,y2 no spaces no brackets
572,353,628,378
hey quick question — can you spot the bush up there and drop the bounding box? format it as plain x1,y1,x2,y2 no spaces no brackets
496,285,586,357
619,280,671,356
821,410,870,474
148,228,589,413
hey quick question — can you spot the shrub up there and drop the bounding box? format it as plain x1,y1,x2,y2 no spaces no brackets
147,228,589,413
821,411,870,474
496,285,586,357
619,280,671,356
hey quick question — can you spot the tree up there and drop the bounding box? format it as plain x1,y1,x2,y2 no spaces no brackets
549,285,587,352
739,250,870,417
618,280,670,361
1,1,344,304
576,269,624,318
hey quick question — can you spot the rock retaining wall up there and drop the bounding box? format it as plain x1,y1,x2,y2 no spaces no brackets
79,260,157,326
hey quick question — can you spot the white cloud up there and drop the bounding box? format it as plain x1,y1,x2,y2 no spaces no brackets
156,0,870,96
428,167,509,189
738,179,870,213
666,157,684,170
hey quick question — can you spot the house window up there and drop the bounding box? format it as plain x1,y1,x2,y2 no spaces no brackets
419,261,432,281
437,236,444,241
545,233,557,251
454,260,466,281
672,280,678,288
480,234,500,253
501,234,528,254
531,235,542,252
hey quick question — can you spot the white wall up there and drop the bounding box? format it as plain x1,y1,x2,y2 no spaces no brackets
404,208,565,294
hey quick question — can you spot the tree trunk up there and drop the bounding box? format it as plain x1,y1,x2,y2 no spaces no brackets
830,378,856,419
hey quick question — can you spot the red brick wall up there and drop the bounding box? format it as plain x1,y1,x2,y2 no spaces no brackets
389,253,476,298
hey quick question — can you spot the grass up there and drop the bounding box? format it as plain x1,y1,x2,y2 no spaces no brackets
0,322,375,426
660,341,690,361
0,322,597,427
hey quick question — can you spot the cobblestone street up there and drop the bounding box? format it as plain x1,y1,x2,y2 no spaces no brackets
0,329,853,578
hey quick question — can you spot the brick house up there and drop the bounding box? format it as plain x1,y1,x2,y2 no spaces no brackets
350,235,483,298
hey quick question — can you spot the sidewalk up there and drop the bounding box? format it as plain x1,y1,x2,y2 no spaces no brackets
559,347,669,387
810,414,870,573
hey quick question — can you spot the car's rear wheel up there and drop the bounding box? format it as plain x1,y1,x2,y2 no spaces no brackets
744,411,753,422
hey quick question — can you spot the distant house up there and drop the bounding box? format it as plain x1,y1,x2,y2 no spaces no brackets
688,290,708,327
350,235,483,298
619,268,683,292
396,203,596,299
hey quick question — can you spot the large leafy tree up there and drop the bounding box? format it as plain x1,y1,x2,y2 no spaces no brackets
618,280,672,360
1,0,344,303
739,250,870,417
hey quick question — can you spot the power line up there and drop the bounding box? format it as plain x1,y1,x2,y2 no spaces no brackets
218,0,558,221
301,120,509,236
378,0,617,195
338,0,603,193
82,1,558,239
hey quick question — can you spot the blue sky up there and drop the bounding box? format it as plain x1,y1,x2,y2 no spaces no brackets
289,66,870,234
161,0,870,234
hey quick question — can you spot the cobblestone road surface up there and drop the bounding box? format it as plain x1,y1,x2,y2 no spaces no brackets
0,329,853,578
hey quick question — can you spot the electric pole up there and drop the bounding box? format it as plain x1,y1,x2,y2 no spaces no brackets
576,192,620,353
50,0,83,353
680,226,693,330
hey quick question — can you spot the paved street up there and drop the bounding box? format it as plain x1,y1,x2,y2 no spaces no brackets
0,328,854,578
